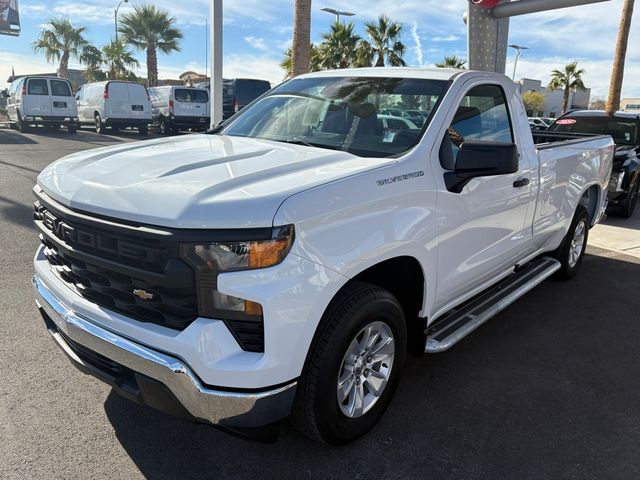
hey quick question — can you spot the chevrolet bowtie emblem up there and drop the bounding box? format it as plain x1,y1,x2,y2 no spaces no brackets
133,289,154,301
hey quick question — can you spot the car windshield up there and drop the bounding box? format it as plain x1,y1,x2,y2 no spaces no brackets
549,115,638,146
220,76,449,158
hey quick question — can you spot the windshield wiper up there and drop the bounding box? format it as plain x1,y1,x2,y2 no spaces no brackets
278,137,316,148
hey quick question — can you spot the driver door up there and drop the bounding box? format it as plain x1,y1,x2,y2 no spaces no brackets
433,83,534,314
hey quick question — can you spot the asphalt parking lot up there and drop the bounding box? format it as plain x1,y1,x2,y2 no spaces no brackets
1,127,639,479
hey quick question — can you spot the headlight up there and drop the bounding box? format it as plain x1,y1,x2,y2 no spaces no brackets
180,224,294,321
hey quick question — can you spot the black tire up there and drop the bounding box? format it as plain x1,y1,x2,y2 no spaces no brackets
554,205,590,280
159,117,171,135
619,177,639,219
16,111,29,133
95,114,106,134
293,281,407,445
68,124,77,134
138,126,148,136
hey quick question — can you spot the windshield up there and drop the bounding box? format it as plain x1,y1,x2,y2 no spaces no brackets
220,76,449,158
549,115,638,146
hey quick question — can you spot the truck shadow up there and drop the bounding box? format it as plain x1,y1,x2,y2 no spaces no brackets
0,195,37,231
104,249,640,480
0,129,38,145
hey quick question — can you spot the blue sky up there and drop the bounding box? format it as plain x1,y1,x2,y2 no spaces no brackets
1,0,639,98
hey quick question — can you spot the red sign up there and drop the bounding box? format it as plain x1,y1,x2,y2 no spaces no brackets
470,0,501,8
556,119,577,125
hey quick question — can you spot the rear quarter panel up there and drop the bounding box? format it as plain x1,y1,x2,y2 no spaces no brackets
533,137,614,250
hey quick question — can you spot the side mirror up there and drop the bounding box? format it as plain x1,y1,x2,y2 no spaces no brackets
444,140,518,193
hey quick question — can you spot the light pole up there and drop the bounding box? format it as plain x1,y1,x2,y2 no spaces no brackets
115,0,128,42
210,0,223,128
508,44,529,80
320,7,355,23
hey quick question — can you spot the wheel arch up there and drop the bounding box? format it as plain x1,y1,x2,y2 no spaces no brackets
578,183,601,227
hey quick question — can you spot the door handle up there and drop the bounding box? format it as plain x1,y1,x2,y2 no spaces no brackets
513,178,530,188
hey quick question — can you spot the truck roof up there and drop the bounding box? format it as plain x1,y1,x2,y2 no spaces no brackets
298,67,467,82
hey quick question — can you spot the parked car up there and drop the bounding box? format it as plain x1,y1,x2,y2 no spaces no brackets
6,76,78,133
528,117,549,129
377,114,419,130
222,78,271,119
33,68,613,446
380,107,404,117
548,110,639,218
402,109,427,127
75,81,151,135
148,86,210,135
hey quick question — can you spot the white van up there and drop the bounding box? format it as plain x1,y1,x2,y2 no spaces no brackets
6,76,78,133
75,81,151,135
148,86,210,135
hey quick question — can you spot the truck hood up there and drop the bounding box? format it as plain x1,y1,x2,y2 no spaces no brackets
37,134,393,228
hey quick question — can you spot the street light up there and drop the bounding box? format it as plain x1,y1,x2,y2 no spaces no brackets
115,0,128,42
508,44,529,80
321,7,355,23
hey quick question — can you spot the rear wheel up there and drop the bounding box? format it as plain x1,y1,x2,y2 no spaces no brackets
95,114,106,134
619,178,639,219
160,117,171,135
138,126,148,136
293,282,406,445
68,124,77,134
16,111,29,133
554,205,590,280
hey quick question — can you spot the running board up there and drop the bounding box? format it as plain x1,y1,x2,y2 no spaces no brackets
425,257,561,353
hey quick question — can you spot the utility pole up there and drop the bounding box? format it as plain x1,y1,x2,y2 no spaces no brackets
114,0,128,42
210,0,223,128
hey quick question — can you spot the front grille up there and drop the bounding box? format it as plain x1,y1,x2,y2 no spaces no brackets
35,198,198,331
34,193,267,351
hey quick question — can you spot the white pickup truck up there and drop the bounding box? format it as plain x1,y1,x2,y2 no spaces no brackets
33,68,613,445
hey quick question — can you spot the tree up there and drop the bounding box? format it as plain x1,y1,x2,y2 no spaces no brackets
291,0,312,77
606,0,635,114
119,5,182,86
363,15,406,67
435,56,466,69
548,62,586,115
102,40,139,80
281,44,322,79
318,22,364,70
33,18,89,79
522,91,546,116
80,45,106,82
590,98,606,110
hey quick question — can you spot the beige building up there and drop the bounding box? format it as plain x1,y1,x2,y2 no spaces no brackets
620,98,640,113
516,78,591,118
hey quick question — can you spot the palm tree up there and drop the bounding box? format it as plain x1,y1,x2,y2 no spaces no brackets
80,44,106,82
291,0,312,77
118,5,183,86
33,18,89,79
281,44,322,79
318,22,363,70
102,40,139,80
606,0,635,114
435,56,467,69
364,15,406,67
548,62,586,115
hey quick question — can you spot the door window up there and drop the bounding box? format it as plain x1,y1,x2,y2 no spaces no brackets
442,84,514,166
51,80,72,97
28,79,49,95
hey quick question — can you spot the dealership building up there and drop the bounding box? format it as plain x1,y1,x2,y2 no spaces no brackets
517,78,591,118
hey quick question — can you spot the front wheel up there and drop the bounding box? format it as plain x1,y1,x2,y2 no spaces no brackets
293,282,406,445
555,205,590,280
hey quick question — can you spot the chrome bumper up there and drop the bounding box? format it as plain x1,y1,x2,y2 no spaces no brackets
33,275,296,428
